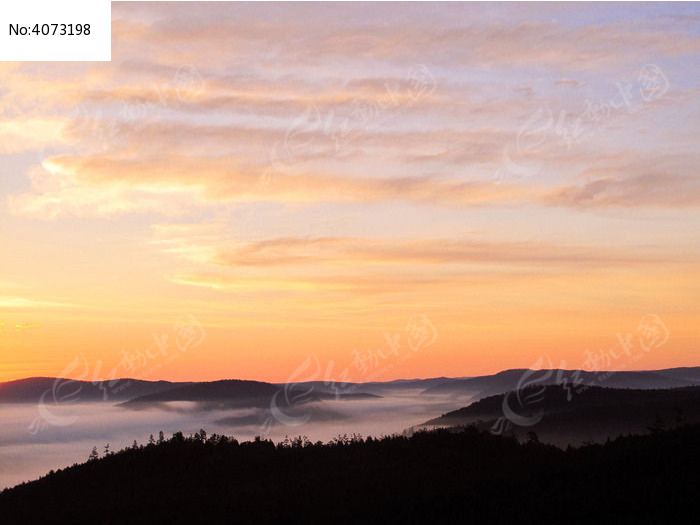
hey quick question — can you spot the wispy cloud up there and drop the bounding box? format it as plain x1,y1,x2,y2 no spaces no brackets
9,153,535,218
546,173,700,208
210,236,662,269
0,297,77,309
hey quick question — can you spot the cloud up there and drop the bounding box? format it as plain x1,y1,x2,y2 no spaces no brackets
8,154,533,218
0,117,71,154
210,236,655,269
146,222,686,297
153,224,677,273
5,4,697,221
546,173,700,208
14,323,42,330
0,297,76,309
109,4,700,71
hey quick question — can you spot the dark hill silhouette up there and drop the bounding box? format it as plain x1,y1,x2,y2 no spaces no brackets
422,385,700,446
421,367,700,398
120,379,280,406
1,424,698,524
119,379,381,410
0,377,188,403
654,365,700,383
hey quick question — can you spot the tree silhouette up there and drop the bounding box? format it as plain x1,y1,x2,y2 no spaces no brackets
3,423,699,523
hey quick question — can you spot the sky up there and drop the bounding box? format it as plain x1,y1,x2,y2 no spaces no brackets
0,2,698,383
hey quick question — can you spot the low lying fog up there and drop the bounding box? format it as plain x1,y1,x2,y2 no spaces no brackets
0,390,468,489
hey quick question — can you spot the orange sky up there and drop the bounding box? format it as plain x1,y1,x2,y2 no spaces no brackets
1,3,699,383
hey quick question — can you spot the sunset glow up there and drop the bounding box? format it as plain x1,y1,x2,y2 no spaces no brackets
1,2,698,383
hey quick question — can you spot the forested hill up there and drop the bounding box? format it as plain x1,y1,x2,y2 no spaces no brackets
1,424,698,524
421,385,700,445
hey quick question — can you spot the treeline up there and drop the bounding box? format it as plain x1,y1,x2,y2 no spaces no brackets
84,429,367,462
1,424,699,523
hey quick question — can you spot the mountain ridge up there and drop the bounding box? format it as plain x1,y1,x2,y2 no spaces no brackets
3,366,699,405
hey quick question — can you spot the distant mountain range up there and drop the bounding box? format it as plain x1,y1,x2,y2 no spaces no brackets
421,366,700,398
2,367,699,409
0,376,381,409
0,377,190,403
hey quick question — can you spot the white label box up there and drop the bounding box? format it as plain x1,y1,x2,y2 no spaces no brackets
0,0,111,61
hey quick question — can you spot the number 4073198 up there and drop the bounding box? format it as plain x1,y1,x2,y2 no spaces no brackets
9,23,91,36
